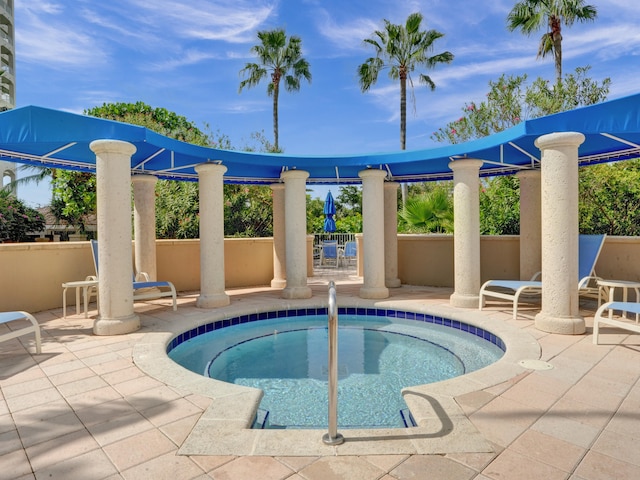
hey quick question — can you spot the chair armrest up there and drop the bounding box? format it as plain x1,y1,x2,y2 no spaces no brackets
135,272,151,282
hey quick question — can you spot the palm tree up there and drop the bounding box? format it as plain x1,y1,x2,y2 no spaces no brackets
507,0,597,84
239,29,311,152
358,13,453,152
400,188,453,233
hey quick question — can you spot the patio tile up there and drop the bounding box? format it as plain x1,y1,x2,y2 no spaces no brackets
470,396,543,447
0,362,45,386
32,449,117,480
159,413,201,446
56,375,109,398
482,448,568,480
299,456,384,480
100,365,145,385
1,377,53,399
390,455,476,480
548,396,615,430
0,448,33,480
64,385,123,409
90,358,134,376
189,454,236,473
532,412,600,449
4,387,64,413
141,397,204,427
591,430,640,467
113,375,165,396
39,357,85,376
509,429,586,472
444,452,498,472
74,398,137,428
26,427,99,471
10,398,73,426
80,351,124,367
499,373,567,410
574,450,640,480
0,428,22,456
362,454,409,473
86,410,155,447
209,456,294,480
275,456,320,472
121,452,205,480
103,428,176,471
16,410,85,448
48,366,96,386
124,385,182,411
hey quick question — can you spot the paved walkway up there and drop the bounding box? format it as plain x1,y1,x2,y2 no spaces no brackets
1,275,639,479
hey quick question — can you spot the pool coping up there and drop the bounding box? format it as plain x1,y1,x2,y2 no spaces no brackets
132,294,541,456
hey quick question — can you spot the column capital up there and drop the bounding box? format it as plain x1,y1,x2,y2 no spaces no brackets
448,158,483,172
131,174,158,185
281,169,310,181
358,168,387,180
535,131,585,150
516,169,541,180
90,139,136,156
195,162,227,176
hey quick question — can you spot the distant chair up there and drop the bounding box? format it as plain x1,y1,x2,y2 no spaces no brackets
0,311,42,354
90,240,177,311
320,241,340,267
343,241,357,266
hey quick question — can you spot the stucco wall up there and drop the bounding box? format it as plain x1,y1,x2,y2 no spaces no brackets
2,235,639,313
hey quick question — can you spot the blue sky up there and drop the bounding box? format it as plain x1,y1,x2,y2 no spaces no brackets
14,0,640,206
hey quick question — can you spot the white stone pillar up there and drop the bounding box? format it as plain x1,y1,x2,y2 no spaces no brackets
534,132,585,334
132,175,158,283
195,163,230,309
90,140,140,335
270,183,286,288
359,169,389,299
384,182,401,288
281,170,312,299
516,170,542,281
449,159,483,308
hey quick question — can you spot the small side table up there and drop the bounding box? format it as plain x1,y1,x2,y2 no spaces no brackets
62,279,99,318
597,279,640,318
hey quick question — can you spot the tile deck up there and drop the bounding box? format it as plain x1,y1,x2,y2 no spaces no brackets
1,271,639,479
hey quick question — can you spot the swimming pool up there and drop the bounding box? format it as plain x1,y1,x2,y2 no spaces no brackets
167,307,505,429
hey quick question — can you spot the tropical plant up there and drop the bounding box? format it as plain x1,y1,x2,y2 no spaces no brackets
358,12,454,151
239,28,311,151
480,176,521,235
0,189,45,242
50,170,96,236
431,67,609,144
399,186,453,233
507,0,598,83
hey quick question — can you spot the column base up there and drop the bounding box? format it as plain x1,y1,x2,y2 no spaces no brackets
93,313,140,335
385,278,401,288
271,278,287,289
196,293,231,309
282,286,312,299
359,286,389,299
449,292,480,309
535,312,585,335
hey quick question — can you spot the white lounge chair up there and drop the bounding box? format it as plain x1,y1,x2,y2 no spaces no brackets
479,234,606,319
593,301,640,344
0,311,42,354
90,240,177,311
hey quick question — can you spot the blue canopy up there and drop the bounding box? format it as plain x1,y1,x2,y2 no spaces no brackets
0,93,639,184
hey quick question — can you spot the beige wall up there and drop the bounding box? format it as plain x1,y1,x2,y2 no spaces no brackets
2,235,639,313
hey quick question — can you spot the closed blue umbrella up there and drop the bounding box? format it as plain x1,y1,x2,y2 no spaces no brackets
323,191,336,233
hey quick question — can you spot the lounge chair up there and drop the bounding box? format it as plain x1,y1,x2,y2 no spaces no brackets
90,240,177,311
0,311,42,354
593,301,640,344
343,241,357,266
479,234,606,319
320,241,340,267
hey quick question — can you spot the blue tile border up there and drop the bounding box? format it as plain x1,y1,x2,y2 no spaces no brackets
167,307,507,354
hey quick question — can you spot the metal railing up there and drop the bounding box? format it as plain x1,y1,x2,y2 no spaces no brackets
314,233,356,248
322,281,344,446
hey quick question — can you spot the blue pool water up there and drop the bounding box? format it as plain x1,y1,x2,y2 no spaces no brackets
168,308,505,429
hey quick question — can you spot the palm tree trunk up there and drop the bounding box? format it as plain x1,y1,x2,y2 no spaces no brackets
553,35,562,84
400,75,408,205
273,83,280,151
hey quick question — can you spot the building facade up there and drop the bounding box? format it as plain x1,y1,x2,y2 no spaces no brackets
0,0,15,192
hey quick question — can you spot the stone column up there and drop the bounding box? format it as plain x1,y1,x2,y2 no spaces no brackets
384,182,401,288
534,132,585,334
195,163,230,309
516,170,542,281
132,174,158,283
449,159,483,308
281,170,312,299
270,183,286,288
90,140,140,335
359,169,389,299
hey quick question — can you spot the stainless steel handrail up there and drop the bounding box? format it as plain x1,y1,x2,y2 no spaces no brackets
322,281,344,445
